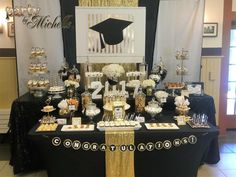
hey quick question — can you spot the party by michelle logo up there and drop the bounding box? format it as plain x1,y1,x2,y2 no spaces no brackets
6,4,73,29
22,15,73,29
51,135,198,152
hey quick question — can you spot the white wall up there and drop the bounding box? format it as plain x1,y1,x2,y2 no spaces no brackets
233,0,236,11
202,0,224,48
0,0,15,48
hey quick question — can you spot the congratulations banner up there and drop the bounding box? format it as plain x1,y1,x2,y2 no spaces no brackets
51,134,198,151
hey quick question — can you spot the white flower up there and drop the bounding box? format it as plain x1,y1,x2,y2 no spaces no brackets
174,96,190,107
64,80,80,88
155,91,168,98
58,99,68,109
126,80,141,88
141,79,156,88
102,64,125,78
149,74,160,82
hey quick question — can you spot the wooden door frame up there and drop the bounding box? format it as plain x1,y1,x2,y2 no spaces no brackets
220,0,236,135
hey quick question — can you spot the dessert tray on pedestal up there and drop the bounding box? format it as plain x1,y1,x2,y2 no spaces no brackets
61,124,95,131
145,123,179,130
97,120,142,131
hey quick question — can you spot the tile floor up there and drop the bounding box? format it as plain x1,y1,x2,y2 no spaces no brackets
0,131,236,177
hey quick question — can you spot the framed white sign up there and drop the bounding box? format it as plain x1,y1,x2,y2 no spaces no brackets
75,7,146,63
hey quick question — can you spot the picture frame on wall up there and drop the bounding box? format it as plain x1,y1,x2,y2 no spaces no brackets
185,82,204,96
7,22,15,37
203,23,218,37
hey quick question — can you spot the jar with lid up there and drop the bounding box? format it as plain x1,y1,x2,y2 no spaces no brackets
85,101,100,124
81,87,92,110
135,87,146,113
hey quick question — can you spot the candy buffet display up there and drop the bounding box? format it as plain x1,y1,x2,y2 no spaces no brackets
28,58,210,134
28,47,50,97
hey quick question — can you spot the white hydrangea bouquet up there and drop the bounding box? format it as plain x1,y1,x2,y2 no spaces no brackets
141,79,156,88
102,64,125,85
155,90,168,103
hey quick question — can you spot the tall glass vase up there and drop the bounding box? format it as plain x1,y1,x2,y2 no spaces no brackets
66,85,76,98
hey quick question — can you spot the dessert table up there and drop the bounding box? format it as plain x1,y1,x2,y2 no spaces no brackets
28,113,218,177
9,92,220,174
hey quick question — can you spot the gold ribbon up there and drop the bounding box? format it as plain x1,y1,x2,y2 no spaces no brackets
105,131,135,177
79,0,138,7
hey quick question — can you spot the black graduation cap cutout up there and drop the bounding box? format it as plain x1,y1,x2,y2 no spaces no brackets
90,18,133,49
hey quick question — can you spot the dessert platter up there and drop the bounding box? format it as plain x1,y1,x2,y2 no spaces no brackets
145,123,179,130
36,109,58,132
41,105,56,113
48,86,65,99
61,124,94,131
36,123,58,132
97,120,142,131
165,82,185,89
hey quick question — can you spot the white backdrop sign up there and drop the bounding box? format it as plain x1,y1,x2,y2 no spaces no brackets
75,7,146,63
14,0,64,96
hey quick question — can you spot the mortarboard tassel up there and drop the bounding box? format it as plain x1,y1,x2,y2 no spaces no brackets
99,33,105,49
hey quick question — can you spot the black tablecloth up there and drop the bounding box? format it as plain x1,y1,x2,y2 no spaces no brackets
9,92,220,174
28,115,218,177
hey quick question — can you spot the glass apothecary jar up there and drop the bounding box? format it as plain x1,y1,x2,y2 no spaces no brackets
135,87,146,113
81,88,92,110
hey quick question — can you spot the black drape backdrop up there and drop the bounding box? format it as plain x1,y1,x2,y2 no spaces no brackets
60,0,160,72
138,0,159,73
59,0,78,67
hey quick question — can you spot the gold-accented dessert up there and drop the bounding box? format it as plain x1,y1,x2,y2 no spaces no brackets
165,82,185,89
36,123,58,132
42,105,54,112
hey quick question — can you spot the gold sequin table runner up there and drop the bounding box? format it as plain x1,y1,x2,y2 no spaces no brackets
105,130,135,177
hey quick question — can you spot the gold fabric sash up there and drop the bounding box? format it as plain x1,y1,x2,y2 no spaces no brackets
79,0,138,7
105,131,135,177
